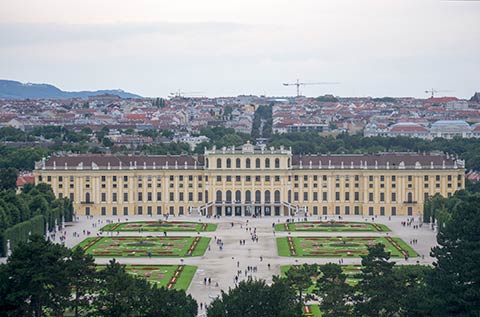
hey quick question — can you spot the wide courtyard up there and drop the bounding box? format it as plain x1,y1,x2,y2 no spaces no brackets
30,214,437,316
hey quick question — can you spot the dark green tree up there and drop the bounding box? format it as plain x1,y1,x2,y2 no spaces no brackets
207,278,302,317
429,193,480,316
66,247,97,317
393,265,433,317
354,243,401,317
316,263,353,317
0,168,18,191
0,235,71,317
284,264,318,307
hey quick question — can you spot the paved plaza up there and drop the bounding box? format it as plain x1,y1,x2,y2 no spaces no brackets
1,214,438,316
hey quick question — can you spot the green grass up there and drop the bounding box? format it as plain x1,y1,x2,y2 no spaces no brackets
78,236,211,257
97,265,197,291
275,221,390,232
305,305,322,317
277,236,418,258
101,221,217,232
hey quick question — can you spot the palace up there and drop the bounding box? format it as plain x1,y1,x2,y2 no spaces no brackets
33,143,465,217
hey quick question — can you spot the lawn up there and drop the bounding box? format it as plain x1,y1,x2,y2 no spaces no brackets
101,221,217,232
277,236,417,258
98,265,197,291
275,221,390,232
78,236,211,257
304,305,322,317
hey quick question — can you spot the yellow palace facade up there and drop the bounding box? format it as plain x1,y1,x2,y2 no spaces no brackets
34,143,465,217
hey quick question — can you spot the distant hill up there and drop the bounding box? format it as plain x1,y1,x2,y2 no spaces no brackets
0,80,141,100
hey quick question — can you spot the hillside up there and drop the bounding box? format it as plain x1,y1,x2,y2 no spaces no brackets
0,80,141,99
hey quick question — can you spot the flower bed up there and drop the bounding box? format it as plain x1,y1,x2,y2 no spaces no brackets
278,236,416,258
275,221,390,232
101,221,217,232
78,236,210,257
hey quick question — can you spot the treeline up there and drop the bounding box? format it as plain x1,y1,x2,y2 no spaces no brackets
268,133,480,170
0,183,73,256
0,125,91,143
209,191,480,316
4,127,480,170
194,126,251,153
0,145,47,171
0,236,197,317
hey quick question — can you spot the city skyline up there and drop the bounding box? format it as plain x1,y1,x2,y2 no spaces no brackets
1,0,479,98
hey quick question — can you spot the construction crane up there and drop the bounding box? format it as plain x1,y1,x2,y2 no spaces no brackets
169,90,205,98
283,79,339,97
425,88,453,98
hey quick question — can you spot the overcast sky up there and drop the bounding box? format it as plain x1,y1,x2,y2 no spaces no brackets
0,0,479,98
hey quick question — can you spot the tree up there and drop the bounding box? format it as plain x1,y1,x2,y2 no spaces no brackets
354,243,401,317
93,259,145,317
429,193,480,316
0,167,18,191
393,265,433,317
316,263,353,317
66,247,97,317
102,137,113,147
207,279,302,317
284,264,318,307
0,235,71,317
144,286,197,317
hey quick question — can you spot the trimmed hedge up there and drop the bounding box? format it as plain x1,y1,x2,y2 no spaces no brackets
1,215,45,256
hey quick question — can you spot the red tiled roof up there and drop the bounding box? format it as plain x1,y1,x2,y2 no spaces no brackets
16,174,35,187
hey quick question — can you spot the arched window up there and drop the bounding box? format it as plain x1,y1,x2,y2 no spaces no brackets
217,158,222,169
255,190,261,203
235,190,241,202
265,158,270,168
287,158,291,168
274,190,280,202
206,158,209,168
226,190,232,202
236,158,241,168
216,190,222,202
245,190,251,203
256,158,261,169
246,158,251,168
288,190,292,203
407,192,413,202
226,158,231,168
85,192,91,203
275,158,280,168
265,190,271,203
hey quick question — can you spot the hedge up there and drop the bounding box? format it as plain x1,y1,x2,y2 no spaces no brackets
1,215,45,256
